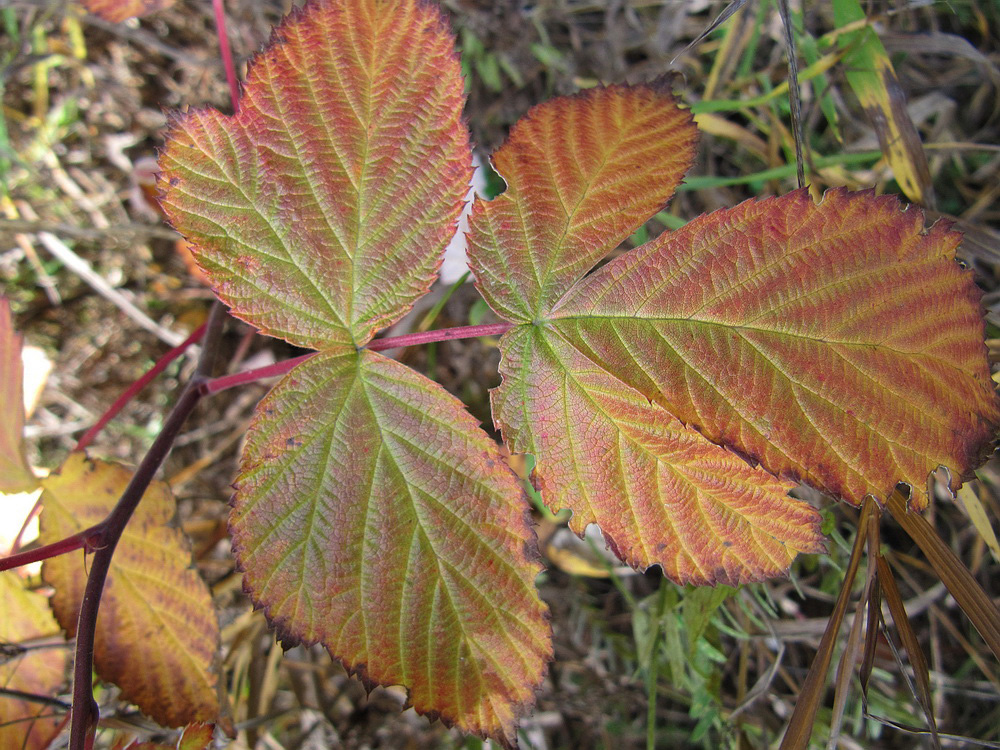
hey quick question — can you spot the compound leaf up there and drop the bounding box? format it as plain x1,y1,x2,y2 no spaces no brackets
550,189,999,509
493,325,824,584
231,347,550,747
466,82,697,322
159,0,471,349
0,573,68,750
39,453,220,727
0,298,38,494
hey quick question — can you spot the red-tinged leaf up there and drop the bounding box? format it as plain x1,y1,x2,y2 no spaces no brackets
81,0,175,23
159,0,471,349
231,347,550,747
39,453,220,727
548,188,999,508
466,82,697,323
492,325,824,584
0,298,38,494
0,573,69,750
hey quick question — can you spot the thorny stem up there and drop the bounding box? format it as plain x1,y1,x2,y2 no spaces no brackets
67,302,228,750
0,525,103,571
366,322,512,352
204,322,514,395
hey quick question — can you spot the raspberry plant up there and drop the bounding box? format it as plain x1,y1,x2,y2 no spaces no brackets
2,0,999,748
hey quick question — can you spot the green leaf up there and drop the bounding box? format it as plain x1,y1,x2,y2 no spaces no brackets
159,0,472,349
231,348,550,746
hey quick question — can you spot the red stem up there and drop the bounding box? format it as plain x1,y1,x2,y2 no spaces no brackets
213,0,240,113
367,322,512,351
75,323,206,452
67,302,229,750
204,322,513,394
0,525,104,572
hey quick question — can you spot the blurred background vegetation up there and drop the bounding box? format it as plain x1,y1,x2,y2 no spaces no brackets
1,0,999,748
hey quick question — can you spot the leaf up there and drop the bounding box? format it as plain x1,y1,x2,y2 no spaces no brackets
0,298,38,494
493,324,824,583
548,189,999,509
0,573,69,750
81,0,176,23
466,82,698,323
231,347,550,747
39,453,220,727
158,0,471,349
832,0,932,204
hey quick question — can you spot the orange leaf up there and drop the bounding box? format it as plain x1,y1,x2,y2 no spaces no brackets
467,82,697,322
0,573,69,750
493,325,824,583
39,454,220,727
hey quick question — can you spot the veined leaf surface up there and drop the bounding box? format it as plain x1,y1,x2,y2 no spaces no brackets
39,454,220,727
159,0,471,349
550,189,999,508
466,83,697,322
471,85,824,579
0,573,68,750
493,325,824,584
231,348,550,747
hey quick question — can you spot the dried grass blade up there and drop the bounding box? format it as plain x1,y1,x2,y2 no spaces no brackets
876,555,940,747
779,497,875,750
886,490,1000,664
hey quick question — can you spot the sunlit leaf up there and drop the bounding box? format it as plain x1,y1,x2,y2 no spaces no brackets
39,453,220,727
159,0,471,349
231,347,550,746
549,189,998,509
467,82,697,322
81,0,175,23
0,298,38,494
0,573,68,750
493,324,824,583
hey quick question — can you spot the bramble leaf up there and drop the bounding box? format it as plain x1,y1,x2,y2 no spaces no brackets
470,87,825,580
0,573,68,750
493,325,824,583
39,453,220,727
159,0,471,349
466,83,697,322
231,348,550,746
0,298,38,494
549,189,999,509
